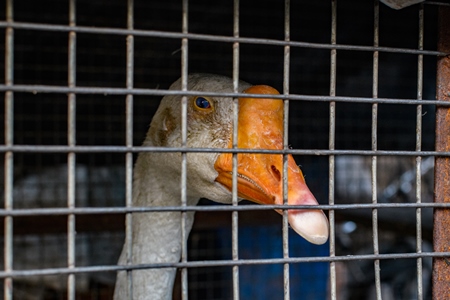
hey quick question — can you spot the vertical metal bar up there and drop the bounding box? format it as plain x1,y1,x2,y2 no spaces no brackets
371,2,382,300
125,0,134,299
328,1,337,300
282,1,291,299
180,0,189,299
232,0,240,299
67,1,77,299
3,1,14,299
432,5,450,299
415,4,424,300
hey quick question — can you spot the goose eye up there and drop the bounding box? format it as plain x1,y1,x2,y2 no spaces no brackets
194,97,212,110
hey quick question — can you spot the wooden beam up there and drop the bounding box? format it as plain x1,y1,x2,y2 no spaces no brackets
432,5,450,299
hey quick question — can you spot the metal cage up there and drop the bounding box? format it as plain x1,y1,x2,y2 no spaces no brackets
1,0,450,299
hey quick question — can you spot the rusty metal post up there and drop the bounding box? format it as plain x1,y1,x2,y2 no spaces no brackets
433,5,450,300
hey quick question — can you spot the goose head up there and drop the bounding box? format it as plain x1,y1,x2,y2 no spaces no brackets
142,73,328,245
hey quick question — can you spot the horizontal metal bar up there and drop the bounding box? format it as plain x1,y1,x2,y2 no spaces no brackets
1,84,449,106
1,251,449,279
425,1,450,7
0,145,449,157
0,202,445,217
0,21,447,56
3,207,434,240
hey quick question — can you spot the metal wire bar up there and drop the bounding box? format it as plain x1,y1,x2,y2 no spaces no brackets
1,251,449,280
232,0,240,299
328,1,337,299
0,201,446,217
3,0,14,299
2,146,450,157
424,1,450,6
432,5,450,299
0,21,446,56
1,84,449,105
180,1,189,298
125,1,135,299
67,1,77,299
282,1,290,299
3,0,14,300
371,2,382,299
415,4,424,300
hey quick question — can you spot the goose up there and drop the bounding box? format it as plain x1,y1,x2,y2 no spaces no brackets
113,73,329,299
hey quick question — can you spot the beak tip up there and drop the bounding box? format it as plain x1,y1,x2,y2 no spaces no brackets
288,210,329,245
305,233,329,245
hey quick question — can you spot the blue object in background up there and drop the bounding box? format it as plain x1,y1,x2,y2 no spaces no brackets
219,226,329,299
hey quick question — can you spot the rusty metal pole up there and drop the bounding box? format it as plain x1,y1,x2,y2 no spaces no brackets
433,5,450,300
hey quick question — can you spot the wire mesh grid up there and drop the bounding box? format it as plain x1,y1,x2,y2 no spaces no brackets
1,0,450,299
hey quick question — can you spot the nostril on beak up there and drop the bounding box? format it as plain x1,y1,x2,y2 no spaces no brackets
270,165,281,182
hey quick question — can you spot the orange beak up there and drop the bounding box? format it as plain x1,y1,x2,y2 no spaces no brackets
214,85,329,245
